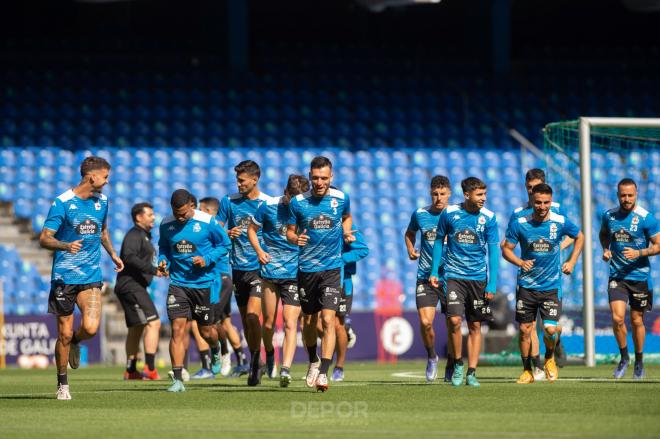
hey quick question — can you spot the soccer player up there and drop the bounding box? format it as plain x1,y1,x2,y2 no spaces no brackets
405,175,454,382
429,177,498,387
40,156,124,400
247,174,310,386
158,189,232,392
218,160,272,379
287,156,354,392
506,168,572,375
332,224,369,381
502,183,584,383
115,202,163,381
188,197,236,379
599,178,660,380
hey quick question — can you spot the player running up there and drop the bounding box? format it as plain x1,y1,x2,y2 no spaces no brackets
502,183,584,383
158,189,232,392
404,175,454,382
247,174,310,386
429,177,498,387
218,160,272,379
331,224,369,381
506,168,573,375
600,178,660,380
287,156,354,392
115,202,163,381
40,156,124,400
188,197,236,379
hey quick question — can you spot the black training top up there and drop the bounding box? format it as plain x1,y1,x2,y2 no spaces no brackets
115,225,157,293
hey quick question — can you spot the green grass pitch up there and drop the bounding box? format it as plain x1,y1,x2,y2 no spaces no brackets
1,361,659,438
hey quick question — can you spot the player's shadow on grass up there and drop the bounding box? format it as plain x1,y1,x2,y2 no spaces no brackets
0,395,53,400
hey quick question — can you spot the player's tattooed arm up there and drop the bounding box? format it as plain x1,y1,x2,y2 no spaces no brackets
39,228,82,253
101,223,124,272
625,234,660,259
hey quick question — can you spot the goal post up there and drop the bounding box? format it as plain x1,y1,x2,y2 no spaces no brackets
579,117,660,367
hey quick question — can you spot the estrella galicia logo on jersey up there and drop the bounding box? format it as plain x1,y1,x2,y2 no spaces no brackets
192,223,201,233
423,228,437,242
76,219,99,235
309,214,333,230
614,228,633,243
175,240,197,254
529,238,552,253
455,229,477,245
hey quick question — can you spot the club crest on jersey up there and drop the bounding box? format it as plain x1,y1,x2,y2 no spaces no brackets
330,198,338,208
175,240,196,254
455,229,477,245
632,216,639,225
193,223,201,233
94,201,101,211
309,214,333,230
478,216,486,225
76,219,98,235
550,223,558,233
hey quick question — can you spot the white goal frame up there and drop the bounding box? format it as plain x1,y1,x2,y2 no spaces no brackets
579,117,660,367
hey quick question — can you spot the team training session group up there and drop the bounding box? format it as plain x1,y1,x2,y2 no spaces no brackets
40,154,659,400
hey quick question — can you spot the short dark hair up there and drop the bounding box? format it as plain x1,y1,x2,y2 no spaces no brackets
310,156,332,170
430,175,450,190
80,156,111,177
171,189,195,209
284,174,310,204
199,197,220,211
617,178,637,190
131,202,153,222
461,177,487,193
525,168,546,183
234,160,261,178
531,183,553,196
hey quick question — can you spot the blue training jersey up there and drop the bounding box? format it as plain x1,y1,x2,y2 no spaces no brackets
251,196,299,279
407,206,444,281
288,188,351,273
505,211,581,291
218,192,273,272
437,204,499,281
600,205,659,281
342,227,369,297
213,215,231,276
158,210,232,288
43,189,108,284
